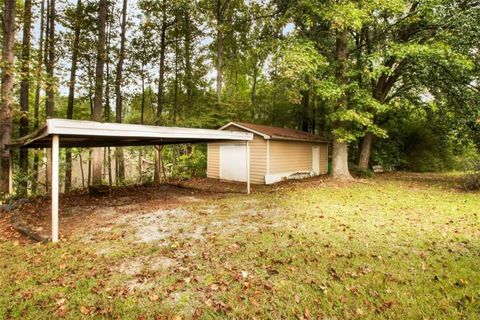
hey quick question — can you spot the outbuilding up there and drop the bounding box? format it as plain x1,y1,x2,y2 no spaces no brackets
207,122,329,184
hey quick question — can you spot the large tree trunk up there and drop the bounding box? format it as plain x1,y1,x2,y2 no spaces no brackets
331,28,353,180
65,0,82,192
114,0,127,184
18,0,33,195
91,0,108,186
358,132,374,169
0,0,17,195
32,0,46,194
332,140,351,180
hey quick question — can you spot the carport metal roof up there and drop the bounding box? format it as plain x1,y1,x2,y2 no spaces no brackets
8,119,254,243
10,119,253,149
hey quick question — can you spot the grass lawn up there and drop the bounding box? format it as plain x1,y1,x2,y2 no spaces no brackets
1,173,479,319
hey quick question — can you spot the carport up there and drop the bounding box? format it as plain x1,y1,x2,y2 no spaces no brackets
8,119,254,242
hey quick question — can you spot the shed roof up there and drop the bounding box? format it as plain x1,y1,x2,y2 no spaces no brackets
10,119,253,149
220,122,329,143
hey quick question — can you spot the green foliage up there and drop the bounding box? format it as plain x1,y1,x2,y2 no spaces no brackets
349,164,375,178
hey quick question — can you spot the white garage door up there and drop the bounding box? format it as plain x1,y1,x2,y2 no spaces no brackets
220,144,247,182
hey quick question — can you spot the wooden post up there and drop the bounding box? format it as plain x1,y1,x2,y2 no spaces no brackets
51,135,59,242
8,151,13,195
246,141,250,194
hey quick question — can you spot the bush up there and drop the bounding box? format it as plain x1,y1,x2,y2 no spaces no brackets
462,173,480,190
461,159,480,191
349,164,375,178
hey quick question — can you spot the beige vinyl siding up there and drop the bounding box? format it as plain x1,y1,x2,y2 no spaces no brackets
249,134,267,184
207,135,267,184
269,141,313,173
269,141,329,175
319,143,328,174
207,143,220,178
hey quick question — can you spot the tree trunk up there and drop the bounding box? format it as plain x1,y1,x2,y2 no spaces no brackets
114,0,127,184
300,90,309,132
156,23,167,125
32,0,46,194
331,28,353,180
332,140,351,180
215,0,227,107
184,11,193,107
0,0,17,194
358,132,374,169
251,61,258,118
154,146,162,183
173,16,179,125
65,0,82,192
45,0,55,117
91,0,108,186
19,0,33,195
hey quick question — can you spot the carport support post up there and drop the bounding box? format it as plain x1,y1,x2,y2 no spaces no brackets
246,141,250,194
51,135,59,242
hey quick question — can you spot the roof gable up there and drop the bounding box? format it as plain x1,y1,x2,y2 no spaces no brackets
220,122,329,143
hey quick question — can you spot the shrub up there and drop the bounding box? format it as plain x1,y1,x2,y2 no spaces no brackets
349,164,375,178
461,159,480,191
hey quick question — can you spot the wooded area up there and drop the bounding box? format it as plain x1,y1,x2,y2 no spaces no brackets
0,0,479,196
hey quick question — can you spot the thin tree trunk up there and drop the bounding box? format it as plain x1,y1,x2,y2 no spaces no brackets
300,89,309,132
44,0,56,193
141,64,145,125
115,0,127,184
18,0,33,195
184,10,193,107
156,22,167,126
91,0,108,186
0,0,17,194
45,0,55,117
154,2,169,182
215,1,225,107
32,0,46,194
251,61,258,118
173,17,179,125
331,28,353,180
65,0,82,192
79,151,85,188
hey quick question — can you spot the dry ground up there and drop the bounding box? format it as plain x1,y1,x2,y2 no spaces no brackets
0,173,479,319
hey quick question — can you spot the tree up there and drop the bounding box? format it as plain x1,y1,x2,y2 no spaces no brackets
114,0,128,184
45,0,56,117
0,0,16,194
91,0,108,186
331,28,352,180
19,0,33,195
65,0,83,192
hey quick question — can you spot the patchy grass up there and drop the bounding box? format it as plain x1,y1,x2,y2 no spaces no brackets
1,173,479,319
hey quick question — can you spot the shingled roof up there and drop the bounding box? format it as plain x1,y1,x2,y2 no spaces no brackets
220,122,329,143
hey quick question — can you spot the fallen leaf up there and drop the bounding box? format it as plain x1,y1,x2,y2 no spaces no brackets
149,294,159,301
295,294,301,304
80,306,90,315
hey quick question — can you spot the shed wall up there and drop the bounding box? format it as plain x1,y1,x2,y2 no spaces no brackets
207,144,220,178
269,140,328,175
207,134,267,184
